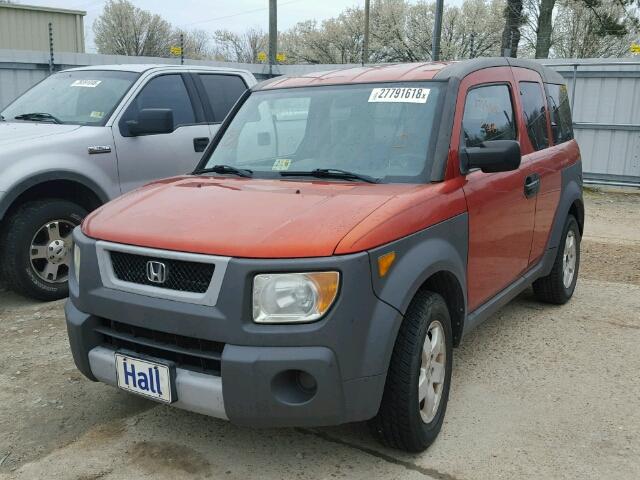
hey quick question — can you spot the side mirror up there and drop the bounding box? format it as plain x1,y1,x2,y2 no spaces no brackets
126,108,174,136
460,140,521,174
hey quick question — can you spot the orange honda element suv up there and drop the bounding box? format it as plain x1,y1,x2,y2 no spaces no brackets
66,58,583,452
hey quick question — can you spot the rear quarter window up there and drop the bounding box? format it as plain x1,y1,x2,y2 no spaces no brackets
462,84,517,147
198,74,248,123
519,81,550,151
545,83,574,144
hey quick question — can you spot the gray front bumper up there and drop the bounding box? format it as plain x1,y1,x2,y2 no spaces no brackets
88,346,227,419
66,228,402,427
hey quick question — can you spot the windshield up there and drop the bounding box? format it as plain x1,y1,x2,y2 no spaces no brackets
202,82,444,182
1,70,139,126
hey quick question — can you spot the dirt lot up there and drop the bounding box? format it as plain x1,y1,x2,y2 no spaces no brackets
1,188,639,480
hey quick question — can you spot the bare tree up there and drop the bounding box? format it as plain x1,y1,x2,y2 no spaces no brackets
279,0,504,64
534,0,556,57
173,29,212,60
501,0,525,56
552,0,639,57
211,28,267,63
94,0,173,56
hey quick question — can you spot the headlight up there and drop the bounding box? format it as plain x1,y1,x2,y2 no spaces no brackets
73,244,81,285
253,272,339,324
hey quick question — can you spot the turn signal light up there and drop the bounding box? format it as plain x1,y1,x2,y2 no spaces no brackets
377,251,396,277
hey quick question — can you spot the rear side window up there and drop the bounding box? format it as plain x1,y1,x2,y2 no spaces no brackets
519,82,549,151
122,74,195,130
546,83,574,144
198,74,247,122
462,84,517,147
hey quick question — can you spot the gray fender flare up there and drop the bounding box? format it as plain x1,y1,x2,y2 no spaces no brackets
364,213,468,372
547,161,584,253
0,171,109,221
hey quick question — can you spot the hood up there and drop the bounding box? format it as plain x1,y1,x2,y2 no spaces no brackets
0,122,81,147
83,176,425,258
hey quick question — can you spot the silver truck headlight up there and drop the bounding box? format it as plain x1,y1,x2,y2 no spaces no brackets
252,272,340,324
73,244,81,285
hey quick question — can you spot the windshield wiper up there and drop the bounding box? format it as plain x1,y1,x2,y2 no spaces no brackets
280,168,380,184
14,112,63,124
194,164,253,178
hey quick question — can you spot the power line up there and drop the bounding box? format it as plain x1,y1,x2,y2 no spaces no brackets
180,0,304,28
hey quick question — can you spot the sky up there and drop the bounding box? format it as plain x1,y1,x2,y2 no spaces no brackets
26,0,464,53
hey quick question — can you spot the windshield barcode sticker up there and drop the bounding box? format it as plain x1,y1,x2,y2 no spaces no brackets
71,80,102,88
368,87,430,103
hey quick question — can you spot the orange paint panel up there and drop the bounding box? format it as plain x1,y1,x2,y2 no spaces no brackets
82,177,428,258
335,178,467,254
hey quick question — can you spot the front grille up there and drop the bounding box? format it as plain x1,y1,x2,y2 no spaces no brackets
96,319,224,376
109,251,215,293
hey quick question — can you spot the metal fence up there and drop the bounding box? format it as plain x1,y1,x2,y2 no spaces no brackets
1,49,639,186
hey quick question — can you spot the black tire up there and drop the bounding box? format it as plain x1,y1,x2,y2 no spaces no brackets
533,214,580,305
1,199,86,301
370,290,453,452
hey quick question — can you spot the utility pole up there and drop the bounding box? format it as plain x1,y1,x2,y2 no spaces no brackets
48,22,54,74
432,0,444,61
362,0,370,65
469,32,476,59
269,0,277,76
180,33,184,65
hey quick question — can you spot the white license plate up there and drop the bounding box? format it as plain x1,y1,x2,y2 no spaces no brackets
115,353,173,403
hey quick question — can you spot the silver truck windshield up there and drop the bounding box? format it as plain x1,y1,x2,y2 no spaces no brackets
203,82,443,182
1,70,139,126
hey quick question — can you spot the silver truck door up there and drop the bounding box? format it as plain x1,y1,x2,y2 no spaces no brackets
112,73,210,193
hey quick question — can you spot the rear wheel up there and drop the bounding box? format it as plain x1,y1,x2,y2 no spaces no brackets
1,199,86,301
533,214,580,304
370,290,453,452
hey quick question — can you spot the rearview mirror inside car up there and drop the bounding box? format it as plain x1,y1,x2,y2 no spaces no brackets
460,140,521,174
126,108,174,136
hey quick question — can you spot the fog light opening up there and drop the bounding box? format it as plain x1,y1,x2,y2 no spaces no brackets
271,369,318,405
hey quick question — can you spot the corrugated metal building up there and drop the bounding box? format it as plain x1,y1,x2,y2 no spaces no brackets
0,51,638,184
0,3,85,53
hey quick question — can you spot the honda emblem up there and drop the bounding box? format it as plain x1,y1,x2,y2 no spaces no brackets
146,261,167,284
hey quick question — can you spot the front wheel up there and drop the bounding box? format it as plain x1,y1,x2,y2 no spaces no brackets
370,290,453,452
1,199,86,301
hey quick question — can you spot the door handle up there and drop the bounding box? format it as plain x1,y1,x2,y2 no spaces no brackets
193,137,209,153
524,173,540,198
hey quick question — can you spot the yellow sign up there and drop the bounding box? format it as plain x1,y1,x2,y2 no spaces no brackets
256,51,286,63
631,43,640,54
170,46,182,56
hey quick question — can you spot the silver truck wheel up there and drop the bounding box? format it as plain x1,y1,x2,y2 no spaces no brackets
1,199,86,301
29,219,76,283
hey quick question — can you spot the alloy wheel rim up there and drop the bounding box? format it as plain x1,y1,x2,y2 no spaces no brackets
29,219,76,284
562,230,577,289
418,320,446,423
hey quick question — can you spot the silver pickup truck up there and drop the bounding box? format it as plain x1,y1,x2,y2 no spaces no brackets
0,64,256,300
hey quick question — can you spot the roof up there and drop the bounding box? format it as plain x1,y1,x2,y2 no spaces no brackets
256,57,565,90
258,62,453,89
0,3,86,16
63,64,251,75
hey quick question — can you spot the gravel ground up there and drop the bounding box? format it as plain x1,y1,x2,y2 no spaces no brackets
0,188,639,480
